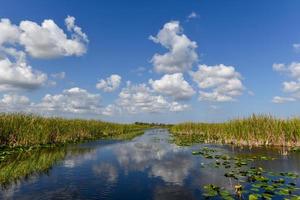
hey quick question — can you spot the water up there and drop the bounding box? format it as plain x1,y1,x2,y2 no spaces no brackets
0,129,300,199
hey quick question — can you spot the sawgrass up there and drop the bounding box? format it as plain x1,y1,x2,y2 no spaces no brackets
171,115,300,146
0,113,148,147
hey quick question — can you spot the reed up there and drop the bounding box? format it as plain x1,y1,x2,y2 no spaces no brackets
170,115,300,146
0,113,149,147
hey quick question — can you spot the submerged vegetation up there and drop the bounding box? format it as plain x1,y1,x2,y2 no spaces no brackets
0,113,149,148
171,115,300,147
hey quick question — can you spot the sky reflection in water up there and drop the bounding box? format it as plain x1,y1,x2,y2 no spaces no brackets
1,129,300,200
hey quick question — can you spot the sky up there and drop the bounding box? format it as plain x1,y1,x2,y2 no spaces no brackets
0,0,300,123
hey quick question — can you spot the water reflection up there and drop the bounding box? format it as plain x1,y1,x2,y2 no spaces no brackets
93,163,118,183
0,129,300,199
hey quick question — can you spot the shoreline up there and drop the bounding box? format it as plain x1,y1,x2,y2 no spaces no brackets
0,113,149,148
170,115,300,148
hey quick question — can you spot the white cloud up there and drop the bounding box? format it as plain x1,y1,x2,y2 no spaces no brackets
36,87,102,114
273,62,300,79
1,94,30,105
150,21,198,73
187,12,198,20
190,64,244,102
273,62,300,101
149,73,195,100
283,81,300,93
96,74,122,92
65,16,88,42
169,102,189,112
272,63,286,72
117,83,170,113
102,104,121,116
0,50,47,91
289,62,300,79
19,16,88,58
0,94,32,112
115,82,189,114
51,72,65,79
272,96,296,104
0,19,20,45
0,16,88,91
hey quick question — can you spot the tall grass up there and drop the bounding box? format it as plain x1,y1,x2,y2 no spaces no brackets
0,113,149,147
171,115,300,146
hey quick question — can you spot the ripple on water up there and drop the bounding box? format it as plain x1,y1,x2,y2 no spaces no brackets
0,129,300,199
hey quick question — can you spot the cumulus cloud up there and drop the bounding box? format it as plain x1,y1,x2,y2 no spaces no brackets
96,74,122,92
19,17,88,58
190,64,244,102
115,82,189,114
0,19,20,45
102,104,121,116
283,81,300,93
0,48,47,91
0,88,121,116
149,73,195,100
65,16,88,43
272,63,286,72
150,21,198,73
272,96,296,104
1,94,30,105
273,62,300,78
36,87,102,114
273,62,300,102
0,16,87,91
169,102,189,112
0,94,31,112
117,83,170,113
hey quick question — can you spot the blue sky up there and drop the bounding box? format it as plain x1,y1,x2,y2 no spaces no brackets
0,0,300,123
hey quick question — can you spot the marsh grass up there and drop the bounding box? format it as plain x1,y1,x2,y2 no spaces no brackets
0,113,149,147
171,115,300,147
0,113,149,185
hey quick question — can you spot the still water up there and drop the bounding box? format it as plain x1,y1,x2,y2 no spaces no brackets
0,129,300,199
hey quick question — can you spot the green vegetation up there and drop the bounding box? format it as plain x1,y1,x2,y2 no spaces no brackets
0,147,67,186
0,113,149,147
193,147,300,199
171,115,300,146
0,146,92,186
0,113,151,186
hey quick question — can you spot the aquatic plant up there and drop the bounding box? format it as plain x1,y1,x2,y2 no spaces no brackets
0,113,150,147
171,115,300,147
193,147,300,199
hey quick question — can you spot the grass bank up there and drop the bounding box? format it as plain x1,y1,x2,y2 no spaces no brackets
0,113,149,148
171,115,300,147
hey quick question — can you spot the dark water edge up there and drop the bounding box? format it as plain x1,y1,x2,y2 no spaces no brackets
0,129,299,200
